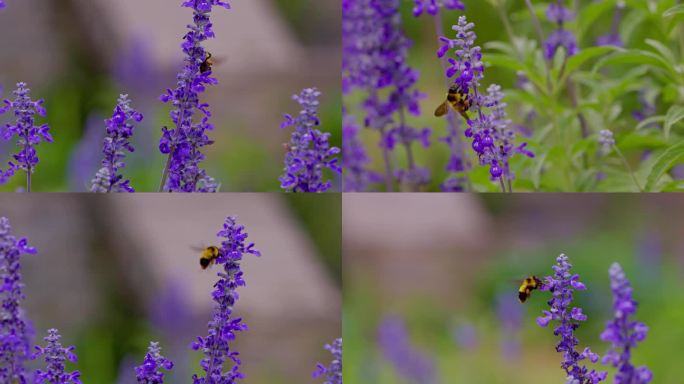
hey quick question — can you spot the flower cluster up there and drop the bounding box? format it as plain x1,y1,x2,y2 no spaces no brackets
342,112,380,192
135,342,174,384
34,328,81,384
191,216,260,384
159,0,230,192
378,315,436,384
537,254,607,384
544,1,578,60
412,0,464,17
599,129,615,153
0,217,36,383
91,94,143,193
0,82,52,191
280,88,340,192
312,338,342,384
439,17,532,188
600,263,652,383
343,0,431,191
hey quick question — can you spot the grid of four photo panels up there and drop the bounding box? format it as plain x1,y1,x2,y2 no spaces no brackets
0,0,681,383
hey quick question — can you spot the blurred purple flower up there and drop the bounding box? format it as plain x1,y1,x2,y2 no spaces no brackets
453,322,478,351
600,263,652,383
537,254,607,383
412,0,464,17
342,112,381,192
598,129,615,154
0,1,5,9
34,328,81,384
342,0,431,190
0,217,37,383
68,114,106,192
0,82,52,191
544,1,578,60
115,38,160,96
91,95,143,193
439,17,532,189
596,3,625,47
671,164,684,180
280,88,341,192
632,91,657,126
191,216,260,384
496,292,522,360
159,0,230,192
378,315,436,384
312,338,342,384
135,342,174,384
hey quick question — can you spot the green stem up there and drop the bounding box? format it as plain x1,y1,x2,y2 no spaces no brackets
614,146,643,192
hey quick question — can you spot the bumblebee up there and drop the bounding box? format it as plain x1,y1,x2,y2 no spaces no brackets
197,245,221,269
200,51,214,74
434,84,471,121
518,275,542,303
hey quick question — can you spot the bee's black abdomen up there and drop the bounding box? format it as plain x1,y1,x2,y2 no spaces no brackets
518,291,528,303
200,258,211,269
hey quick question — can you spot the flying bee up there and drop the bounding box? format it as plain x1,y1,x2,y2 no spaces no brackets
200,51,214,74
518,275,543,303
193,245,221,270
434,84,471,121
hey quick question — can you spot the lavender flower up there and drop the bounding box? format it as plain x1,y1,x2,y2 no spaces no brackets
378,315,435,384
544,1,578,60
438,17,533,190
342,112,380,192
312,338,342,384
496,292,522,360
34,329,80,384
537,254,607,384
600,263,652,383
599,129,615,153
191,216,260,384
0,1,5,9
158,0,230,193
0,82,52,191
135,342,174,384
91,94,142,193
342,0,431,191
68,114,106,192
0,216,36,383
412,0,464,17
280,88,341,192
596,2,625,47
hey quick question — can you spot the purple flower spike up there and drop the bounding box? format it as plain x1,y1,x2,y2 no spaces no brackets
596,3,625,48
0,217,37,383
378,315,436,384
412,0,464,17
191,216,260,384
342,112,381,192
312,338,342,384
158,1,230,193
537,254,607,384
600,263,652,384
0,1,5,9
135,342,174,384
0,82,52,191
91,94,142,193
544,1,578,60
280,88,341,193
34,328,81,384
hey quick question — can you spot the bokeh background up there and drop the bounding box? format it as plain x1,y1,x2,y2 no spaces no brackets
0,0,341,191
343,194,684,383
345,0,684,191
0,193,341,383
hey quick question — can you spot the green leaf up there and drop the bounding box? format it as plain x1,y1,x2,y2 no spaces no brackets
645,39,677,64
635,115,666,131
577,0,617,40
563,46,618,78
664,105,684,139
663,4,684,18
645,141,684,191
593,50,675,78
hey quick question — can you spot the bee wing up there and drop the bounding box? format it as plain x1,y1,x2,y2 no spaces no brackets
434,101,449,117
210,56,227,66
190,244,207,252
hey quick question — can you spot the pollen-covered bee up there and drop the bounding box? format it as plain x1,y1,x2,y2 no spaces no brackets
196,245,221,270
200,51,214,74
434,84,471,121
518,275,542,303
